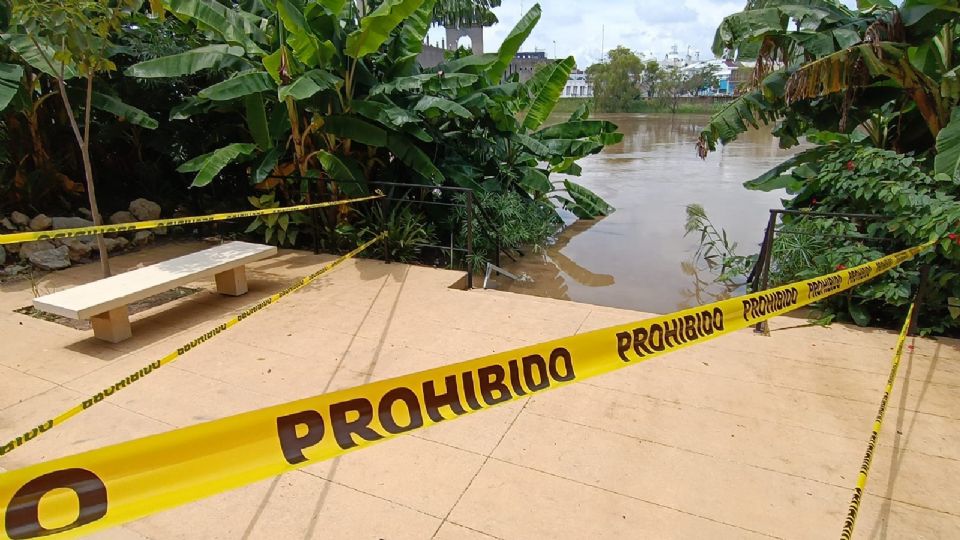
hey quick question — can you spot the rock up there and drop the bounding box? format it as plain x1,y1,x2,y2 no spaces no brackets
52,216,94,230
77,208,92,219
19,240,56,261
109,211,136,224
3,264,27,276
102,237,129,252
1,217,14,231
29,214,52,231
10,211,29,227
61,239,93,262
129,198,161,221
154,226,168,235
132,230,153,246
28,245,70,270
0,245,5,266
6,243,19,254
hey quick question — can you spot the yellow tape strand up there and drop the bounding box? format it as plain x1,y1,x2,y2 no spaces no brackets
0,234,385,459
0,242,932,539
839,302,915,540
0,194,383,245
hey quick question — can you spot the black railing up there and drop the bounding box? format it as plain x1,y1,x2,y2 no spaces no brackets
749,209,893,334
266,176,516,288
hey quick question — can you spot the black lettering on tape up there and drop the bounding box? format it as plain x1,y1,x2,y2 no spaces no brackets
616,332,631,362
422,375,467,422
522,354,550,391
329,398,383,450
507,359,527,396
5,468,108,539
461,371,483,411
477,365,512,406
276,410,325,464
549,348,576,382
377,388,424,434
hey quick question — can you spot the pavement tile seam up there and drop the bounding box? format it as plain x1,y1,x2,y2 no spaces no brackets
657,363,960,421
430,394,534,539
577,380,959,463
518,409,958,518
484,455,782,539
295,465,445,520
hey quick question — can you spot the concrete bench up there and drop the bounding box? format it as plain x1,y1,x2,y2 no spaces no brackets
33,241,278,343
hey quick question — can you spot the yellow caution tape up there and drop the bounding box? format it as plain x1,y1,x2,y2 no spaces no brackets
0,194,383,245
0,242,932,539
839,301,915,540
0,234,385,459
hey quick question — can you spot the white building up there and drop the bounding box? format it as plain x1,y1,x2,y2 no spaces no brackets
562,69,593,98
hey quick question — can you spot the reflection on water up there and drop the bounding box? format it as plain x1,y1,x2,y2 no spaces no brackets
492,113,799,314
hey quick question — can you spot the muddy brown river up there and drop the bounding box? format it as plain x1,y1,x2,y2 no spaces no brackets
493,113,800,314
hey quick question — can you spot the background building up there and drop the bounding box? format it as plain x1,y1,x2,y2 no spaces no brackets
562,69,593,98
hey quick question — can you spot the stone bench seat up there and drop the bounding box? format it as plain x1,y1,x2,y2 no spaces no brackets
33,241,278,343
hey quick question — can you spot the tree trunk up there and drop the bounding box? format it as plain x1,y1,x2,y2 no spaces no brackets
81,74,111,277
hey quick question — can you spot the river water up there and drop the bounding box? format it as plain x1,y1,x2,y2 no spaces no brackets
494,113,800,314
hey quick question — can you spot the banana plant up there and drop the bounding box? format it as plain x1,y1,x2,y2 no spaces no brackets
129,1,620,224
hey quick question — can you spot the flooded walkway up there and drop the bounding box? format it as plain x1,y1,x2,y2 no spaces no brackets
1,243,959,538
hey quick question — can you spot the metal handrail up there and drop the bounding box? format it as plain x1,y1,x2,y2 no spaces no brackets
264,175,522,287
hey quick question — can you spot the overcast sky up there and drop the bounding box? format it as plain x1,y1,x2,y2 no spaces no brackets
426,0,858,68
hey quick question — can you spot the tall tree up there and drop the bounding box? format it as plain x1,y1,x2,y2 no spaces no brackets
586,46,645,112
10,0,142,277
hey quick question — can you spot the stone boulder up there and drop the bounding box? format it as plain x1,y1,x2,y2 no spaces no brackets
28,245,70,270
129,198,161,221
77,208,93,220
132,230,153,246
10,211,29,227
102,237,129,252
1,217,14,231
61,239,93,262
29,214,52,231
0,245,5,266
19,240,56,261
109,211,136,224
52,216,94,230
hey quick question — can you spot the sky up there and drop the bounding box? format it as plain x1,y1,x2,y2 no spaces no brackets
425,0,858,69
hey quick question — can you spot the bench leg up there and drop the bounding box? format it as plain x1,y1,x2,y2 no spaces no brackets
215,265,248,296
91,307,132,343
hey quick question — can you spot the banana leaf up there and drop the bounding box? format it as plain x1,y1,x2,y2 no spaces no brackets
177,143,258,187
522,57,574,131
244,93,271,149
387,0,436,76
559,180,613,218
322,115,388,146
198,71,274,101
387,134,443,184
166,0,263,54
0,63,22,111
537,120,618,140
312,150,368,196
487,4,541,81
2,33,78,79
345,0,426,59
414,96,473,119
278,69,342,101
277,0,328,68
935,107,960,178
91,92,159,129
125,45,245,78
352,99,421,127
